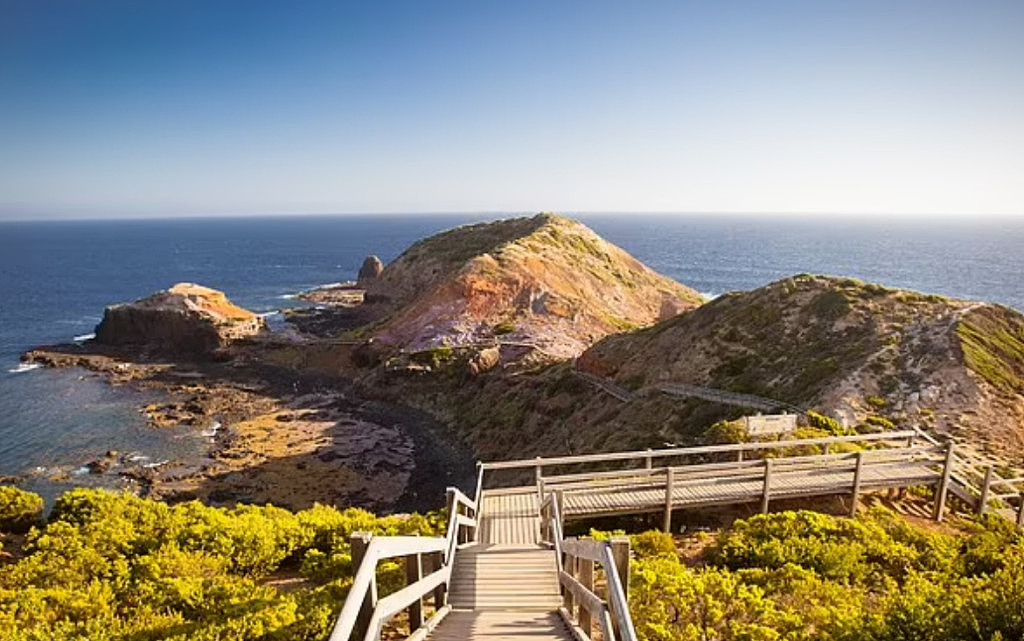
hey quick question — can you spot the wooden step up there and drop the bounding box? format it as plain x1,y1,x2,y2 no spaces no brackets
427,609,573,640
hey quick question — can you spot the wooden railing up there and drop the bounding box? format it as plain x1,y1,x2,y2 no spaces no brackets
542,491,638,641
479,431,920,504
328,487,478,641
539,444,948,530
909,428,1024,523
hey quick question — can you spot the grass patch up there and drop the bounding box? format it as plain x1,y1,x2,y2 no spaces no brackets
956,306,1024,394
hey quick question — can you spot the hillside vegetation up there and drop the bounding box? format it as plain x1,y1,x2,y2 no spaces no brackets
0,486,440,641
388,274,1024,461
5,485,1024,641
625,508,1024,641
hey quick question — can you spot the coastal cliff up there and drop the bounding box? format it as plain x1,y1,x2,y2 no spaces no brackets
94,282,265,358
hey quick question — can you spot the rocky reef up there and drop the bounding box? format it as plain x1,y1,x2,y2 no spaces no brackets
94,282,265,358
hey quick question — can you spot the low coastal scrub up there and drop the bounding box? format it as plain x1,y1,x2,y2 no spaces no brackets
627,509,1024,641
6,486,1024,641
0,487,442,641
0,486,44,533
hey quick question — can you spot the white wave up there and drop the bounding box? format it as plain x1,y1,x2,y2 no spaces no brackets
258,310,281,318
699,291,720,301
73,332,96,342
127,454,151,462
200,421,222,438
8,362,42,374
279,293,298,300
143,460,169,469
72,466,91,476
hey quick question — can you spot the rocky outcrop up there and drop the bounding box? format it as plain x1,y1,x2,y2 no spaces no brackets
358,214,703,363
357,255,384,286
94,283,264,358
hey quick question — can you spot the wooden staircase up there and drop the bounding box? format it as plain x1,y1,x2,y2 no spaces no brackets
427,490,571,640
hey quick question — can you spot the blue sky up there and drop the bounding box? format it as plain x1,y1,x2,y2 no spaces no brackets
1,0,1022,219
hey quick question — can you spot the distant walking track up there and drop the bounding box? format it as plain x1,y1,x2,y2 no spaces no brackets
571,366,806,413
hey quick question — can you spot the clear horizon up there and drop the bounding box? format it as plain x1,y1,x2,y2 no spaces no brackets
2,1,1023,220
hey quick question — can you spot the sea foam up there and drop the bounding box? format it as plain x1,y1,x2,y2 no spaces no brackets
7,362,42,374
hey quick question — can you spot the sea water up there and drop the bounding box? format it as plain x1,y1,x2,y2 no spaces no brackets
1,214,1022,493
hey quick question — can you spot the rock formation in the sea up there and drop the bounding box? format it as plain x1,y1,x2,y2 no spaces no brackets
402,274,1024,462
94,282,265,358
355,213,703,363
357,255,384,286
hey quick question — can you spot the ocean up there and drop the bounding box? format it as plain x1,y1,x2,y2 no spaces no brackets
2,214,1023,496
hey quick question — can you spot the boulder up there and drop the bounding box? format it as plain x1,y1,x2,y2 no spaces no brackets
467,345,501,376
357,255,384,286
94,283,265,358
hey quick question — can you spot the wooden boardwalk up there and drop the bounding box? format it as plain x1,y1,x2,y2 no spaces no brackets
426,490,572,640
334,430,1024,641
556,459,939,519
477,489,541,546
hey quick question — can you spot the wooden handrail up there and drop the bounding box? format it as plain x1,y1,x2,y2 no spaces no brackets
480,431,918,471
546,488,637,641
329,488,478,641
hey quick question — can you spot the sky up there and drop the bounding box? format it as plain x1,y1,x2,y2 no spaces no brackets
0,0,1022,219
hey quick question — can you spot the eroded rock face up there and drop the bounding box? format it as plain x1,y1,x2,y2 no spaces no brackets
357,255,384,286
361,214,703,362
94,283,264,358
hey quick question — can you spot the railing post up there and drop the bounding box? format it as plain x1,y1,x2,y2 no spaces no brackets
563,551,576,613
431,550,447,608
610,537,630,602
850,451,865,518
555,489,565,532
350,532,374,641
578,551,594,635
978,466,994,516
608,537,633,641
645,448,653,470
535,456,543,484
539,497,548,544
933,442,955,522
406,552,424,631
1017,492,1024,529
761,459,773,514
663,467,675,533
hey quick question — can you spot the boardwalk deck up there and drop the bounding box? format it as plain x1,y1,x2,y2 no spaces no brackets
478,489,541,545
427,491,571,640
559,460,939,518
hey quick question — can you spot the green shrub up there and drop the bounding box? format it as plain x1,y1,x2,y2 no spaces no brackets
0,488,441,640
864,415,896,431
806,410,851,437
867,395,888,409
702,420,750,445
493,321,516,335
0,486,44,534
410,346,455,369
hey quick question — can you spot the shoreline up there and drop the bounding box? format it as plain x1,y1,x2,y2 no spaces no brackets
19,340,475,514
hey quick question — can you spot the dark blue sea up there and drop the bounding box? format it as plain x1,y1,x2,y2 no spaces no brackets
2,214,1023,496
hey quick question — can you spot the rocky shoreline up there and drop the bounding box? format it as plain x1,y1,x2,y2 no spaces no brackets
21,332,474,514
